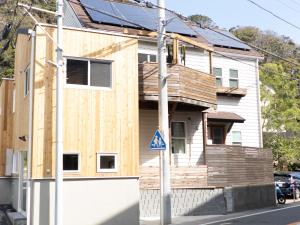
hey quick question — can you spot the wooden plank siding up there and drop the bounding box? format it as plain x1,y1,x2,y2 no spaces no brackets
139,166,208,189
0,80,15,176
206,145,274,187
139,63,217,109
31,26,139,178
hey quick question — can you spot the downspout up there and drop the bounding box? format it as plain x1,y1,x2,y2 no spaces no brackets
255,58,263,148
26,29,35,225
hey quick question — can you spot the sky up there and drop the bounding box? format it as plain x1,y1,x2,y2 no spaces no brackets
150,0,300,45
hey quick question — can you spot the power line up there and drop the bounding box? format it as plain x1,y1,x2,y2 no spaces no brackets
246,0,300,31
276,0,300,15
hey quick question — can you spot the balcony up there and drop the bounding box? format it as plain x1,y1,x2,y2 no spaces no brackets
139,62,217,109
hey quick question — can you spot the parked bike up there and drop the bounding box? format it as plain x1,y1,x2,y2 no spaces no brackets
276,184,286,204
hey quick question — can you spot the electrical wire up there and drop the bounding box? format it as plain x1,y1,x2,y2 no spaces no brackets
276,0,300,15
246,0,300,31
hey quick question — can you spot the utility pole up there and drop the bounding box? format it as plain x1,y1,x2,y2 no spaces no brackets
55,0,64,224
157,0,172,224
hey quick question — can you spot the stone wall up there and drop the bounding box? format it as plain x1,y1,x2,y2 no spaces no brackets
140,188,226,218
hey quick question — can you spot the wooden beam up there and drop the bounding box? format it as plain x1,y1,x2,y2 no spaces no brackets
170,33,213,52
172,38,179,64
209,51,213,74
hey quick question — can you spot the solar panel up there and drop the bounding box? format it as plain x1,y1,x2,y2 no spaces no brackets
194,27,251,50
79,0,197,36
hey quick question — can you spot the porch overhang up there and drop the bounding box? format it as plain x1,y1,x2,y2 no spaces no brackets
207,111,245,123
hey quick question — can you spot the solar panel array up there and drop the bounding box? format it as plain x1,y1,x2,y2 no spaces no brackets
79,0,251,50
79,0,197,36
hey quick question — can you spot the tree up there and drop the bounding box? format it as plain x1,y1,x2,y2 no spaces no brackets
188,14,216,28
0,0,55,78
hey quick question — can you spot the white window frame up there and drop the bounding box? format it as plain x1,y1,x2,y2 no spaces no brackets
171,121,187,154
229,69,239,88
213,67,222,87
64,57,113,91
232,131,242,145
96,153,118,173
24,66,30,97
63,152,80,173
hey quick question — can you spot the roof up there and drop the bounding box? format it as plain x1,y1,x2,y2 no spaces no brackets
207,111,245,123
65,0,260,56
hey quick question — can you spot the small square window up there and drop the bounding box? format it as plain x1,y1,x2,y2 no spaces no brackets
232,131,242,145
90,61,111,88
66,59,88,85
97,153,117,172
63,153,79,172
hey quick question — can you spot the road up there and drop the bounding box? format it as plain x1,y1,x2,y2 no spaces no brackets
141,202,300,225
201,204,300,225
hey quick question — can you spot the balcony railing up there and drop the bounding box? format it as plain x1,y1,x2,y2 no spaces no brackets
139,62,217,108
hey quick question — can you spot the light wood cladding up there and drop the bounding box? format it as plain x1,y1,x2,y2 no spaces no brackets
0,80,14,176
206,145,274,187
139,62,217,108
31,26,139,178
140,166,208,189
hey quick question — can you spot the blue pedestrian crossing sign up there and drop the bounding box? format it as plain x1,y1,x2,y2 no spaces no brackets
149,130,166,150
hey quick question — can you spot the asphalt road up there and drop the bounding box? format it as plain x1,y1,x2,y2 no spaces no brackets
200,204,300,225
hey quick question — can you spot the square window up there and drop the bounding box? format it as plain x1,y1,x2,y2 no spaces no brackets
90,61,111,88
171,122,186,154
232,131,242,145
97,153,117,172
138,53,148,63
63,153,79,172
66,59,88,85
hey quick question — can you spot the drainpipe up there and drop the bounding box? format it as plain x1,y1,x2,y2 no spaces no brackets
255,58,263,148
26,29,35,225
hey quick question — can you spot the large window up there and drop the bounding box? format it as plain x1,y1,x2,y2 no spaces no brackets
171,122,186,154
229,69,239,88
63,153,80,172
232,131,242,145
66,58,112,88
213,67,222,87
97,153,117,172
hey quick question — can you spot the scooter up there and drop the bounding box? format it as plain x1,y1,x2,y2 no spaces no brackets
276,184,286,204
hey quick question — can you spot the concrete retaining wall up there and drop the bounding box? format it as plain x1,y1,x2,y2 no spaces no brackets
224,184,276,212
140,188,226,218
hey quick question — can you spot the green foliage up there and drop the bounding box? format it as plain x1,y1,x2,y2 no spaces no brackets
188,14,216,28
0,0,55,78
232,26,300,170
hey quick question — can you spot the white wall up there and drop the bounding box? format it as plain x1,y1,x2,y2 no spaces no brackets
139,110,204,167
212,56,261,147
30,178,139,225
138,40,262,148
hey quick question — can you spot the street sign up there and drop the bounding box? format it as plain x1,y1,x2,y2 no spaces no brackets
149,130,166,150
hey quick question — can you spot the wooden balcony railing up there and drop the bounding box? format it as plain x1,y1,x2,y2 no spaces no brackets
139,62,217,108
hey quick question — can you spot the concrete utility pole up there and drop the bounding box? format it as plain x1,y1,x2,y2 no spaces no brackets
55,0,64,224
157,0,172,224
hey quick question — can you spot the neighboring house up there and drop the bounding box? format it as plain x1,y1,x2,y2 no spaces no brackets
0,0,274,224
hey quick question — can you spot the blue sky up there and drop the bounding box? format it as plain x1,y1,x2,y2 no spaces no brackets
151,0,300,45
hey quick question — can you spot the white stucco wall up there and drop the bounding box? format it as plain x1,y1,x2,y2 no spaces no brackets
30,178,139,225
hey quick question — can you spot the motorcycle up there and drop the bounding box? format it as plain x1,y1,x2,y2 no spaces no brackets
276,184,286,204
